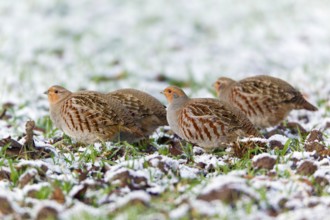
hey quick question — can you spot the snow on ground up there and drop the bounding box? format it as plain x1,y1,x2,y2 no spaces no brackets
0,0,330,219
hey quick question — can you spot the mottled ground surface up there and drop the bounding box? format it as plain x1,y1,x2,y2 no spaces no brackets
0,1,330,219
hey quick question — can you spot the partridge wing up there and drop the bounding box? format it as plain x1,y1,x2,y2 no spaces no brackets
61,93,132,139
178,99,246,142
108,92,152,119
239,77,296,100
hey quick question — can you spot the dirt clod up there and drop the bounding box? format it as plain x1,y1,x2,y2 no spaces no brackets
253,156,276,170
19,169,37,188
0,169,11,181
297,161,317,176
197,185,255,204
315,176,329,187
108,170,149,190
36,206,58,220
0,196,14,215
269,140,284,150
51,187,66,204
304,130,326,152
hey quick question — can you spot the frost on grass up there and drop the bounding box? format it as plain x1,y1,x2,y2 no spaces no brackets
1,0,330,219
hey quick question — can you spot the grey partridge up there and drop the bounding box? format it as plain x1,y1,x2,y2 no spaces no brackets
45,85,143,144
162,86,260,150
213,75,318,128
107,88,167,137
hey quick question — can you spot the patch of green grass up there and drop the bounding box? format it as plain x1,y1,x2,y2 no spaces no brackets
288,138,303,152
36,116,58,138
62,151,76,165
78,144,100,164
182,143,194,163
53,179,74,194
36,186,53,200
8,159,22,187
275,139,291,158
0,143,11,158
158,145,170,155
215,164,230,174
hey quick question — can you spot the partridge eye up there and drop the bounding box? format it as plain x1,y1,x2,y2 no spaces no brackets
168,90,172,93
54,90,58,94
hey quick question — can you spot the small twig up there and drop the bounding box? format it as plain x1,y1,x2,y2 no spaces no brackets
23,120,36,152
0,103,14,120
0,108,7,120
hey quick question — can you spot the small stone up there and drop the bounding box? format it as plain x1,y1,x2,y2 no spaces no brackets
0,196,14,215
19,169,37,188
286,122,308,136
278,198,288,209
304,130,326,152
169,141,183,156
27,189,38,198
197,185,255,204
193,147,205,156
307,200,319,208
269,140,284,150
196,162,206,169
108,170,149,190
253,155,276,170
148,156,173,174
36,206,58,220
315,176,329,187
206,164,215,173
305,142,326,152
0,169,10,181
296,161,317,176
324,122,330,130
306,130,324,142
51,187,66,204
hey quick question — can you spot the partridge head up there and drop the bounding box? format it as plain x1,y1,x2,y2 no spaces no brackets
213,77,235,97
45,85,72,106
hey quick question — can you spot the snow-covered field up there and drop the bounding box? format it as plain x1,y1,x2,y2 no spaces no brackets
0,0,330,219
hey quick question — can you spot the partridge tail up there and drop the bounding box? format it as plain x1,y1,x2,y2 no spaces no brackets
302,101,318,111
294,97,318,111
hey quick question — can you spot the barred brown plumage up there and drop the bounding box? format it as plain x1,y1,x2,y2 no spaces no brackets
45,85,144,144
213,75,318,128
162,86,260,150
107,88,168,137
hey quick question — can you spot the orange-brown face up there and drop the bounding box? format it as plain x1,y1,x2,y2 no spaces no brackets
44,85,70,104
161,86,187,104
213,77,234,96
213,80,222,96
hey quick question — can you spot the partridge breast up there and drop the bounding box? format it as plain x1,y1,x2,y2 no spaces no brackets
176,99,260,149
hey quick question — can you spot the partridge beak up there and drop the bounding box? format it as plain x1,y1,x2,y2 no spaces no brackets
43,90,48,95
160,91,164,94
